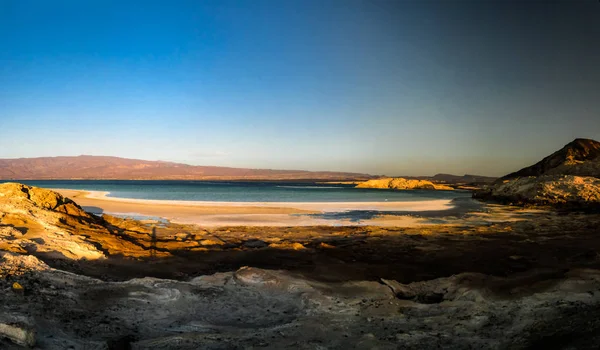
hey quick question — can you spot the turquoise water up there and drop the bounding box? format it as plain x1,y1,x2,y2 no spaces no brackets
6,180,470,203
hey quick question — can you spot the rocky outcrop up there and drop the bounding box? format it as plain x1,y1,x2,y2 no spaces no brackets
477,139,600,209
0,252,49,279
0,182,90,216
356,177,454,190
474,175,600,209
0,183,106,260
501,138,600,180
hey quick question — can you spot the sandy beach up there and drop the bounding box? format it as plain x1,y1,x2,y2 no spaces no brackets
56,189,456,226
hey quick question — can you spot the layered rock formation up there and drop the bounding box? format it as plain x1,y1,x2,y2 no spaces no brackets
476,138,600,209
356,177,454,190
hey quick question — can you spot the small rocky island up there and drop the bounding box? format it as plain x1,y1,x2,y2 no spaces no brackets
355,177,454,190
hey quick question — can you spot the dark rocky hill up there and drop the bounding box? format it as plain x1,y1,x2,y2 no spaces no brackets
475,138,600,209
501,138,600,180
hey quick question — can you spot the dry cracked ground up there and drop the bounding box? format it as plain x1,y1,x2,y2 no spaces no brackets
2,183,600,349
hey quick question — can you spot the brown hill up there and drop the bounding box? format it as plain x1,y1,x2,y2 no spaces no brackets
0,155,372,181
501,138,600,180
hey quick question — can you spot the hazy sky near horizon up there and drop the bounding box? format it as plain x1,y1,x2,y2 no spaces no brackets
1,0,599,176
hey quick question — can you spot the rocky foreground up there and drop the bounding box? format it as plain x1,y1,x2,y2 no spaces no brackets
4,253,600,349
356,178,453,190
2,183,600,348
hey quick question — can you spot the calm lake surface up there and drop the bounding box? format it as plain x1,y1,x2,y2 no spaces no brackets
7,180,470,203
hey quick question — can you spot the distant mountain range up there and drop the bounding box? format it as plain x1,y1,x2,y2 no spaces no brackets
0,155,373,181
0,155,500,182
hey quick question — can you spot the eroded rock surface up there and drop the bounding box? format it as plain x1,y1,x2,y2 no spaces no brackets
2,259,600,349
356,178,453,190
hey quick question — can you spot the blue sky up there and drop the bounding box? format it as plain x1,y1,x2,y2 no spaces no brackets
1,0,599,176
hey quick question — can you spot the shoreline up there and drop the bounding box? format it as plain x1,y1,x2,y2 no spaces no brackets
58,188,457,211
80,189,455,211
55,188,459,227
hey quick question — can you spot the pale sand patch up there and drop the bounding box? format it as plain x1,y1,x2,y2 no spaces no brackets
57,189,313,215
55,189,455,227
169,214,355,227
